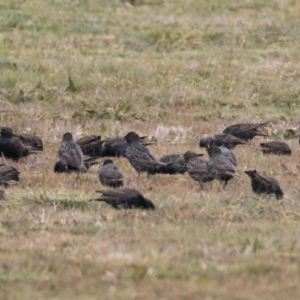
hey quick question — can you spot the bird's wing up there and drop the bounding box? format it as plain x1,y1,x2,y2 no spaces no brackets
188,166,209,175
15,133,43,150
59,145,83,168
256,173,280,187
260,141,290,152
223,134,247,144
100,169,123,180
135,156,165,168
96,189,134,200
76,135,101,146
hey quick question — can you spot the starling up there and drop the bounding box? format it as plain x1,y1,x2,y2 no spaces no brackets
199,133,247,149
206,144,237,166
90,188,155,209
76,135,104,158
0,190,4,200
207,145,238,189
98,159,124,188
184,151,207,169
101,136,152,157
245,170,284,200
57,132,87,173
184,151,214,188
0,164,20,186
54,156,101,173
125,131,164,174
0,127,39,161
223,122,268,141
148,153,189,175
15,133,43,151
259,141,291,156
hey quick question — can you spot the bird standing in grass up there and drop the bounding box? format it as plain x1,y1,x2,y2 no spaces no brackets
98,159,124,188
207,144,237,166
207,145,238,190
90,188,155,209
245,170,284,200
125,131,164,175
184,151,214,189
58,132,87,173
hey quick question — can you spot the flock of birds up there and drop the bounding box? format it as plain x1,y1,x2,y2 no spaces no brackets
0,122,293,209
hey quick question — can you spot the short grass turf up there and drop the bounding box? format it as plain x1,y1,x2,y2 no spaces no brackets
1,0,300,299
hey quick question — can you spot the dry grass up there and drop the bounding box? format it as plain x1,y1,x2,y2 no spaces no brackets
1,0,300,299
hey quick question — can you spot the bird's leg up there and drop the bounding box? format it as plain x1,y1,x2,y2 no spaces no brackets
1,153,8,165
64,164,69,173
198,182,204,191
71,170,80,184
223,180,228,190
218,180,222,192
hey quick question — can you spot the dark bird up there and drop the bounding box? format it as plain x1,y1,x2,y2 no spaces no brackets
245,170,284,200
54,156,101,173
101,136,152,157
0,164,20,186
223,122,268,141
15,132,43,151
98,159,124,188
0,190,4,200
184,151,214,188
76,135,104,158
125,131,164,174
90,188,155,209
258,141,291,156
206,144,237,166
57,132,87,173
148,153,189,175
0,127,40,161
199,133,247,149
207,145,239,189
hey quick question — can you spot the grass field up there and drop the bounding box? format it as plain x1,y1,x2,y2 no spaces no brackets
1,0,300,299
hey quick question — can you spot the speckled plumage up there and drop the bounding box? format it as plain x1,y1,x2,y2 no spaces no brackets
90,188,155,209
58,132,87,172
184,151,214,187
245,170,283,200
207,145,238,188
98,159,124,188
207,144,237,166
125,132,163,174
